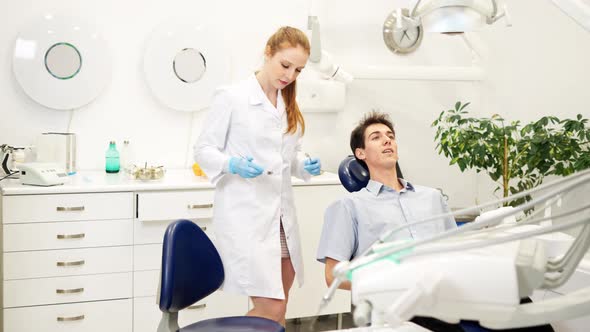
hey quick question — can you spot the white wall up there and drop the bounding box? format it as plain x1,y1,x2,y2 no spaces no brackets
477,0,590,203
1,0,589,209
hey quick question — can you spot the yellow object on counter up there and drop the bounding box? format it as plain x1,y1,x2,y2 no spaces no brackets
192,162,205,177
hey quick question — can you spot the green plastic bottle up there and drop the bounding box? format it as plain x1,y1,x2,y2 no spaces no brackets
105,141,120,173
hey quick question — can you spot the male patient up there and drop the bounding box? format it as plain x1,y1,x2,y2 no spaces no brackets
316,112,554,332
317,111,456,290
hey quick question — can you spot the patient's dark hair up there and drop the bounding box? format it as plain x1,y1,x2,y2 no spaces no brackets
350,111,395,167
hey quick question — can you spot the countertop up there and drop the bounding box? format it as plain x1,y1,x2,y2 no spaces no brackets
0,169,341,195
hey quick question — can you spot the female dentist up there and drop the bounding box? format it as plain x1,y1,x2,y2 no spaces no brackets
194,26,321,326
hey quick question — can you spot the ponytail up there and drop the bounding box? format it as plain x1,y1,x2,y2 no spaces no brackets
282,80,305,135
265,26,309,135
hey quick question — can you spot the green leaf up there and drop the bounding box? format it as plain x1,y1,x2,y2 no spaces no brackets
432,102,589,202
459,102,471,111
458,159,467,172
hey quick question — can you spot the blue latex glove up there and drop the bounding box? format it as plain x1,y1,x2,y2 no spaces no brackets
303,157,321,175
229,156,264,178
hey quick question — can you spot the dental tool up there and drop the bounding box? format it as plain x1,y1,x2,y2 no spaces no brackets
237,153,273,175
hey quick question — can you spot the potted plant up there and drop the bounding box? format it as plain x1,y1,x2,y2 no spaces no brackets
432,101,590,206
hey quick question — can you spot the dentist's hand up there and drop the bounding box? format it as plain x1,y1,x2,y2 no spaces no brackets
229,156,264,178
304,157,322,176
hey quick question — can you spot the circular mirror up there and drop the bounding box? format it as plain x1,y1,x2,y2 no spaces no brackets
173,48,206,83
12,14,111,110
44,42,82,80
143,21,230,111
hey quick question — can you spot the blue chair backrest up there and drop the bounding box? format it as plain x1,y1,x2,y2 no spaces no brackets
159,219,224,313
338,155,403,192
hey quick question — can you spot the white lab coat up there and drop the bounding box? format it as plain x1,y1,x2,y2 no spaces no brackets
194,74,310,300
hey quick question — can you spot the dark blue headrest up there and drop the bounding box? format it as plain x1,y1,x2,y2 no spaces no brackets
159,219,224,312
338,155,404,192
338,155,370,192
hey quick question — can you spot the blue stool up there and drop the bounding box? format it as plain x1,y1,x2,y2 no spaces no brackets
157,219,284,332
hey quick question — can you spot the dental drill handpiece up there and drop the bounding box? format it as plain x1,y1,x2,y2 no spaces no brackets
320,278,343,308
310,277,344,331
317,260,350,312
310,261,351,331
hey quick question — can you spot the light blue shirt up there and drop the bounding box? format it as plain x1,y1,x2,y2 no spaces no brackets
316,179,457,263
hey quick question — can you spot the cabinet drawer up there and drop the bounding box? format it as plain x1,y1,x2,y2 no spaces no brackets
3,219,132,251
4,246,133,280
136,190,214,221
4,272,132,307
4,298,132,332
134,217,211,245
2,192,133,223
134,294,248,332
134,270,159,297
134,244,162,271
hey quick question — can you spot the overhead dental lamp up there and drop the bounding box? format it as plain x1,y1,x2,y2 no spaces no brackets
383,0,509,54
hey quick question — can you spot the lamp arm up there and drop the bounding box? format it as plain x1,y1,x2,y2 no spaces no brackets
308,16,322,63
410,0,425,17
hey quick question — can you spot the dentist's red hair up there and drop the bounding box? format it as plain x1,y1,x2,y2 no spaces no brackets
265,26,310,135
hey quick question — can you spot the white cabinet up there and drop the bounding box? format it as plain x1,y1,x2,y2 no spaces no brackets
4,299,132,332
136,190,214,222
1,192,134,332
3,219,132,251
4,246,133,279
2,192,132,223
288,185,350,319
0,171,349,332
133,189,249,331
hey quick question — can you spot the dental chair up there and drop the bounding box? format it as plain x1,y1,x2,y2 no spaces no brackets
336,156,556,332
157,219,285,332
337,156,467,332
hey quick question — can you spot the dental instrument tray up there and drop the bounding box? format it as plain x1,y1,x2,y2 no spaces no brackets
127,164,166,181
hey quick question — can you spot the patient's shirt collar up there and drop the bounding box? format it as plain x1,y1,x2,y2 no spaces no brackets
366,179,415,195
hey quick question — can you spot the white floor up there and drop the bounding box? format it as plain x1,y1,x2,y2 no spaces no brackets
286,313,355,331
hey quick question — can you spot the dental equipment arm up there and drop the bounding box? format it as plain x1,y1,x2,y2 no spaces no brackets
307,16,353,83
348,210,590,329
